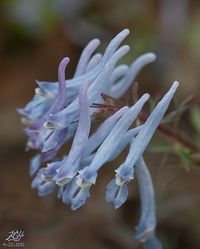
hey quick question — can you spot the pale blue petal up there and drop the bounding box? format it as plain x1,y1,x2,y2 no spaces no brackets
43,161,62,179
54,80,91,184
71,187,90,210
37,80,79,105
134,158,156,241
36,80,57,97
74,39,100,77
80,154,95,169
62,177,91,210
41,128,68,153
87,45,130,103
116,81,179,180
29,154,42,176
110,53,157,98
57,186,64,199
106,179,128,209
85,53,102,72
47,57,70,114
17,95,52,122
31,169,44,189
62,179,77,204
110,64,129,84
38,181,55,196
82,106,129,157
109,125,144,161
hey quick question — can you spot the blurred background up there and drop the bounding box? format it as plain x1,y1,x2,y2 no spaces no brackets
0,0,200,248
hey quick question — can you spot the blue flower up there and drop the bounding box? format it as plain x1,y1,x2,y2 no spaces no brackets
82,106,129,157
18,29,181,249
134,158,162,249
29,154,42,176
110,53,156,98
62,94,149,209
53,79,91,185
32,30,130,157
106,81,179,208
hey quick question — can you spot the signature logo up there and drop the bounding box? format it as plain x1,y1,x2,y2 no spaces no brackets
3,230,25,247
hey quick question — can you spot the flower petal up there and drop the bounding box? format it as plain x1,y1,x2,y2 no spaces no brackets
74,39,100,77
134,158,156,241
110,53,156,98
38,181,55,196
85,53,102,72
53,80,91,184
106,179,128,209
29,154,42,176
82,106,129,157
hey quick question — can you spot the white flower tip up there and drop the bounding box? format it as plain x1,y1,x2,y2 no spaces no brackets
119,64,129,70
43,121,60,130
62,57,70,64
147,52,157,61
92,38,101,46
21,117,33,125
58,57,70,80
56,178,71,186
169,81,179,94
76,177,92,188
122,45,130,53
94,53,102,59
122,28,130,36
143,93,150,101
172,80,180,90
116,29,130,40
35,87,51,98
40,174,48,181
35,87,41,95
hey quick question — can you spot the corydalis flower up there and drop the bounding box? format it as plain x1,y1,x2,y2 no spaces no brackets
60,94,149,209
19,29,156,155
18,28,180,249
106,81,179,208
134,158,162,249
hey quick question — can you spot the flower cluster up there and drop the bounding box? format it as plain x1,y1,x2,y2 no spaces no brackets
18,29,179,249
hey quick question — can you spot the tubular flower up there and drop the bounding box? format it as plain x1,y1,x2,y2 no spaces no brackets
18,29,180,249
134,158,162,249
107,81,179,208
